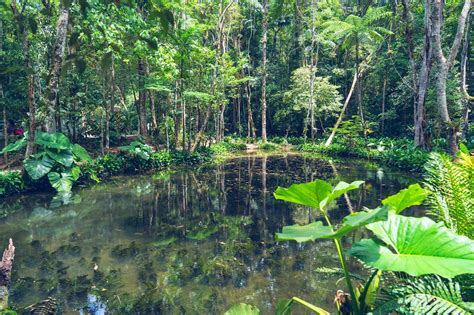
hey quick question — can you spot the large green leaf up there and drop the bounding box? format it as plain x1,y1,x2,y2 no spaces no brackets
0,134,27,154
349,215,474,278
276,297,330,315
72,144,92,162
276,206,389,242
24,156,54,180
382,184,428,214
276,221,333,242
48,171,75,192
274,179,331,209
274,180,363,210
321,180,365,209
35,132,71,150
224,303,260,315
46,149,74,167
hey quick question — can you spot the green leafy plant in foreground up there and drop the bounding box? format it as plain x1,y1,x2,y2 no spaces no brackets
23,132,92,193
227,181,474,314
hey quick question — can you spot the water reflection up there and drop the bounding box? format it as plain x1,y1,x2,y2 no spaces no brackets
0,154,419,314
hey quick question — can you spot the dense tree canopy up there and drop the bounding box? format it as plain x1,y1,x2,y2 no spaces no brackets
0,0,472,154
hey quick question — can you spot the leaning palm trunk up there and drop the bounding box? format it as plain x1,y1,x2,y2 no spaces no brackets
325,70,359,146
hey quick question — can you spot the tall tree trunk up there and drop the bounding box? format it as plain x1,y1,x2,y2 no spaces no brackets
45,1,69,132
431,0,471,156
460,11,473,138
105,57,115,150
414,0,433,149
261,0,268,143
246,80,256,143
0,20,6,163
137,59,148,137
11,1,36,157
309,0,318,143
381,76,387,133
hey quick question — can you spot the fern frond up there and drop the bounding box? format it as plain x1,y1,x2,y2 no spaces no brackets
375,276,473,315
423,153,474,238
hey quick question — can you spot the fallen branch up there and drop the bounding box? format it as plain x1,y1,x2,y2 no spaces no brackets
0,238,15,311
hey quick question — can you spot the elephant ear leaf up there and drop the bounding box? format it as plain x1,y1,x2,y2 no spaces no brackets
382,184,428,214
276,221,333,242
48,171,74,192
224,303,260,315
72,144,92,162
274,179,332,209
24,155,54,180
276,206,389,242
349,215,474,278
320,180,364,209
35,132,71,150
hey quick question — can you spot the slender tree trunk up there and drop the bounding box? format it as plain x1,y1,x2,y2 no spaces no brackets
45,1,69,132
431,0,471,156
381,76,387,133
11,1,36,157
309,0,318,143
137,59,148,137
105,57,115,150
460,11,472,138
401,0,421,143
0,20,6,163
325,70,359,146
246,80,256,143
261,0,268,143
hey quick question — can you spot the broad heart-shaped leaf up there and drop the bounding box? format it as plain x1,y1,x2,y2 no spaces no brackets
274,180,363,210
72,144,92,162
274,179,331,209
224,303,260,315
382,184,428,214
45,148,74,167
48,171,74,192
349,215,474,278
24,155,54,180
35,131,71,150
320,180,365,209
331,205,389,238
276,206,389,242
276,221,333,242
0,134,27,154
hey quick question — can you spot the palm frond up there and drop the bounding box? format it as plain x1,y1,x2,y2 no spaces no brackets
423,153,474,238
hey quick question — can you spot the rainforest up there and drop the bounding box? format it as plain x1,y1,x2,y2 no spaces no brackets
0,0,473,314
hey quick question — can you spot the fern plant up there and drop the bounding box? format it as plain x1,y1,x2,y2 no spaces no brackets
423,152,474,238
376,276,474,314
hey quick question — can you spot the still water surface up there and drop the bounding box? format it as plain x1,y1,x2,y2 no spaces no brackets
0,154,419,314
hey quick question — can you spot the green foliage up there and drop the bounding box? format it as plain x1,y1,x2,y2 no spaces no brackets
258,142,279,151
23,132,91,193
298,137,431,171
274,177,473,314
424,152,474,238
350,215,474,278
378,276,474,314
0,171,23,196
0,133,27,155
224,303,260,315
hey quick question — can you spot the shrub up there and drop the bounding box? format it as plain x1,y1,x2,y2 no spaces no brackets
0,170,24,196
258,142,279,151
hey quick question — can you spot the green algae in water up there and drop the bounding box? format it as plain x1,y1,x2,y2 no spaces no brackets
0,154,420,314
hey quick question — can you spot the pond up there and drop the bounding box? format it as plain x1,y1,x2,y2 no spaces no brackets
0,153,420,314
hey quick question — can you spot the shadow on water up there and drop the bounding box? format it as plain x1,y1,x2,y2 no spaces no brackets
0,154,420,314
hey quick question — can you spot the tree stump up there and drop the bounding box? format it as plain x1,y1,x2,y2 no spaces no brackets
0,238,15,310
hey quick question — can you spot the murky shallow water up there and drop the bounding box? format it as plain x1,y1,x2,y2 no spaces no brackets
0,154,419,314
